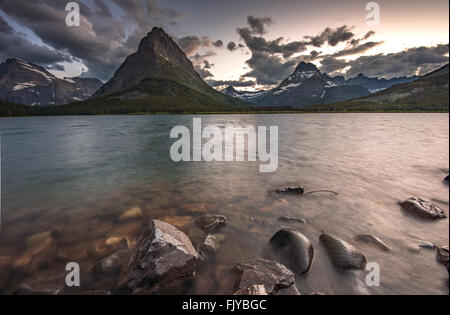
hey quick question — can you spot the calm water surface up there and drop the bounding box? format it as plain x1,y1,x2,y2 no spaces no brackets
0,114,448,295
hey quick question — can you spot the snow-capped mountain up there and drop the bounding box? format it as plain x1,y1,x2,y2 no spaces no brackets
326,73,418,93
223,62,370,107
221,86,267,101
0,58,102,106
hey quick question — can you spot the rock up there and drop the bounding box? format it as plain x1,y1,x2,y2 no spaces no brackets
400,197,447,219
436,245,449,274
444,175,449,183
198,234,226,263
91,249,129,278
275,186,304,195
233,259,300,295
89,247,130,291
320,233,367,270
161,215,194,231
118,220,198,295
119,207,143,221
278,216,306,224
13,284,60,295
234,284,268,295
355,234,390,252
25,231,52,248
195,215,227,233
269,228,314,274
105,237,129,249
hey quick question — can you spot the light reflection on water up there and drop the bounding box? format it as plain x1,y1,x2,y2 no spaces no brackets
0,113,448,295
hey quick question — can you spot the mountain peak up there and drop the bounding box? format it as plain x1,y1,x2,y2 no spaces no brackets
294,62,320,74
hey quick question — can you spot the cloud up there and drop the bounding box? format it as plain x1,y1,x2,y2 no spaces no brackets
319,44,449,78
178,36,203,56
243,51,300,85
0,0,186,80
305,25,355,47
227,41,238,51
213,40,223,48
0,15,72,66
206,79,256,88
247,16,273,35
332,41,383,57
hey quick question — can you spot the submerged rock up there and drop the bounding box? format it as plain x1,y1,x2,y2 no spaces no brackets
198,234,221,263
234,284,268,295
320,233,367,270
355,234,390,252
269,228,314,274
400,197,447,219
118,220,198,295
278,216,306,224
13,284,60,295
119,207,143,221
195,215,227,233
275,186,305,195
92,248,129,275
437,245,449,274
234,259,300,295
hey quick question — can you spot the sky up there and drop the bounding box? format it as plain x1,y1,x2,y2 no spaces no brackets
0,0,448,91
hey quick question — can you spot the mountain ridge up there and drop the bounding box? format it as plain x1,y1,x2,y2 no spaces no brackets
0,58,102,106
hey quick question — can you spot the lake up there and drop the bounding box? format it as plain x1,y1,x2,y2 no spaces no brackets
0,113,448,295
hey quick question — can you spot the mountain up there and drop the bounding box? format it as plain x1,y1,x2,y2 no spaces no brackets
0,58,102,106
92,27,247,108
300,64,449,112
223,62,370,107
328,73,418,93
221,85,267,101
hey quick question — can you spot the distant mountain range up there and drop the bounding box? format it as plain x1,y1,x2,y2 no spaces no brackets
300,64,449,112
0,27,447,115
222,62,418,108
0,58,102,106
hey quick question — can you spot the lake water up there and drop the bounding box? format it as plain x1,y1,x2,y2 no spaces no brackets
0,113,448,295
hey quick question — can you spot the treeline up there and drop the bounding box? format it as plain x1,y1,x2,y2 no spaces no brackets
0,98,296,117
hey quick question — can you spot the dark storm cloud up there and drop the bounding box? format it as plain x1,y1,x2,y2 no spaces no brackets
190,51,216,79
212,40,224,48
206,79,256,88
243,51,300,85
0,15,71,66
319,44,449,78
247,16,273,35
237,27,308,58
344,44,449,78
304,25,355,47
227,41,238,52
0,0,186,80
332,41,383,57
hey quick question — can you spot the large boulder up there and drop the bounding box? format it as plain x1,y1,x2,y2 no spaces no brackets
400,197,447,219
89,248,129,291
320,233,367,270
233,259,300,295
269,228,314,274
118,220,198,294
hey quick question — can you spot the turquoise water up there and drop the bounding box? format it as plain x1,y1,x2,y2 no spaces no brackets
0,113,448,295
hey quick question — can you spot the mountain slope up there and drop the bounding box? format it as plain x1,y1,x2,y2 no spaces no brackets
300,64,449,112
0,58,102,105
93,27,247,108
225,62,370,107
